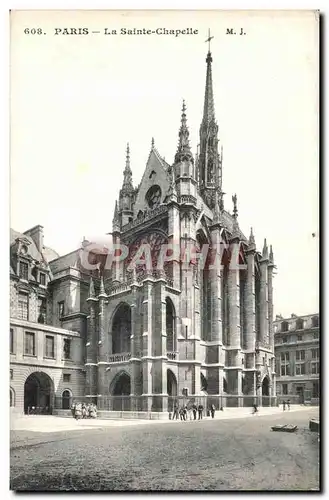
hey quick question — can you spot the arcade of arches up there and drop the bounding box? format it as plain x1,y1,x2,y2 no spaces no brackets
111,298,176,355
24,372,53,414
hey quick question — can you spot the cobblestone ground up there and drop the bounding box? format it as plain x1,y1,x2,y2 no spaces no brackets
10,408,320,491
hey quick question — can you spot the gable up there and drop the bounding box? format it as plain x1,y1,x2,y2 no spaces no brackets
133,149,170,217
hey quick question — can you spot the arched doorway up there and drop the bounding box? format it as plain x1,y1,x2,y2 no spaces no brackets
262,376,269,396
200,373,208,392
167,369,177,412
112,303,131,354
62,390,72,410
166,298,175,353
24,372,53,414
262,376,270,407
111,372,131,411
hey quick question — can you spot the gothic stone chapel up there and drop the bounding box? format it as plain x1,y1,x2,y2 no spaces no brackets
83,45,277,413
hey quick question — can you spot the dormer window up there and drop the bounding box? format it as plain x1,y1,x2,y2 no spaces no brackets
281,321,289,332
19,262,29,281
312,316,319,328
296,318,304,330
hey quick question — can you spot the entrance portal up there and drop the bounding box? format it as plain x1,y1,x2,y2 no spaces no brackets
24,372,53,414
111,372,131,411
167,369,177,412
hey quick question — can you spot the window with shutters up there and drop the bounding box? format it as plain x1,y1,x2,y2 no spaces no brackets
45,335,55,358
19,262,29,281
311,361,319,375
280,352,290,376
311,348,319,359
24,332,35,356
18,293,29,320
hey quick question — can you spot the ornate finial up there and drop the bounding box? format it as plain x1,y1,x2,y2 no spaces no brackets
220,192,225,211
249,227,255,245
167,165,177,201
269,244,274,263
205,28,214,53
87,277,96,300
112,200,121,232
122,143,133,192
232,193,238,218
175,99,193,164
213,190,221,224
262,238,269,259
99,275,107,297
151,137,155,149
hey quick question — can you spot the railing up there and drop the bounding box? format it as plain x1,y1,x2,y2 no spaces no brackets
108,352,131,363
122,205,168,232
167,351,178,360
108,282,131,295
53,395,279,413
179,195,197,205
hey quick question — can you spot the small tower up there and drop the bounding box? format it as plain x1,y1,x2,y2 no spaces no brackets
85,277,98,401
119,143,135,226
173,100,197,201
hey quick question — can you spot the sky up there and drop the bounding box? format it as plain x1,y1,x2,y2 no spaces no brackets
10,9,319,318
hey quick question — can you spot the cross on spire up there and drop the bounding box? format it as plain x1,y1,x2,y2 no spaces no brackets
205,28,214,53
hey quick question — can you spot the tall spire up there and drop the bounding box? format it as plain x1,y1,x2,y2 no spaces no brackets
175,99,193,164
202,29,216,126
122,143,133,192
198,32,222,208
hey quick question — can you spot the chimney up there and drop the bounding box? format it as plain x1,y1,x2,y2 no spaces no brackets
25,225,44,253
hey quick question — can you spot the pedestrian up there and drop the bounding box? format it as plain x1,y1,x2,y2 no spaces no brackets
287,399,290,410
283,400,286,411
71,402,76,419
210,404,216,419
252,403,258,415
173,403,179,420
192,403,197,420
198,403,204,420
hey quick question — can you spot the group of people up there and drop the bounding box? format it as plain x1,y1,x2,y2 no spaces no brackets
172,403,217,421
71,402,97,420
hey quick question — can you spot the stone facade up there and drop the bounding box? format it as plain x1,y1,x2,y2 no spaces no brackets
10,46,277,414
82,46,276,411
10,226,86,413
274,313,319,404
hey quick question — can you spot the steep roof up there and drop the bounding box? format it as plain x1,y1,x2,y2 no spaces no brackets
49,250,80,274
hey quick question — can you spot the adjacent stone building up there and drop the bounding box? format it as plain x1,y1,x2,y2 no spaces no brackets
10,45,277,415
9,225,86,413
274,313,319,404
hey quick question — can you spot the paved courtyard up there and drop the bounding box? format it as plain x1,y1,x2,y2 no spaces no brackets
10,408,320,491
